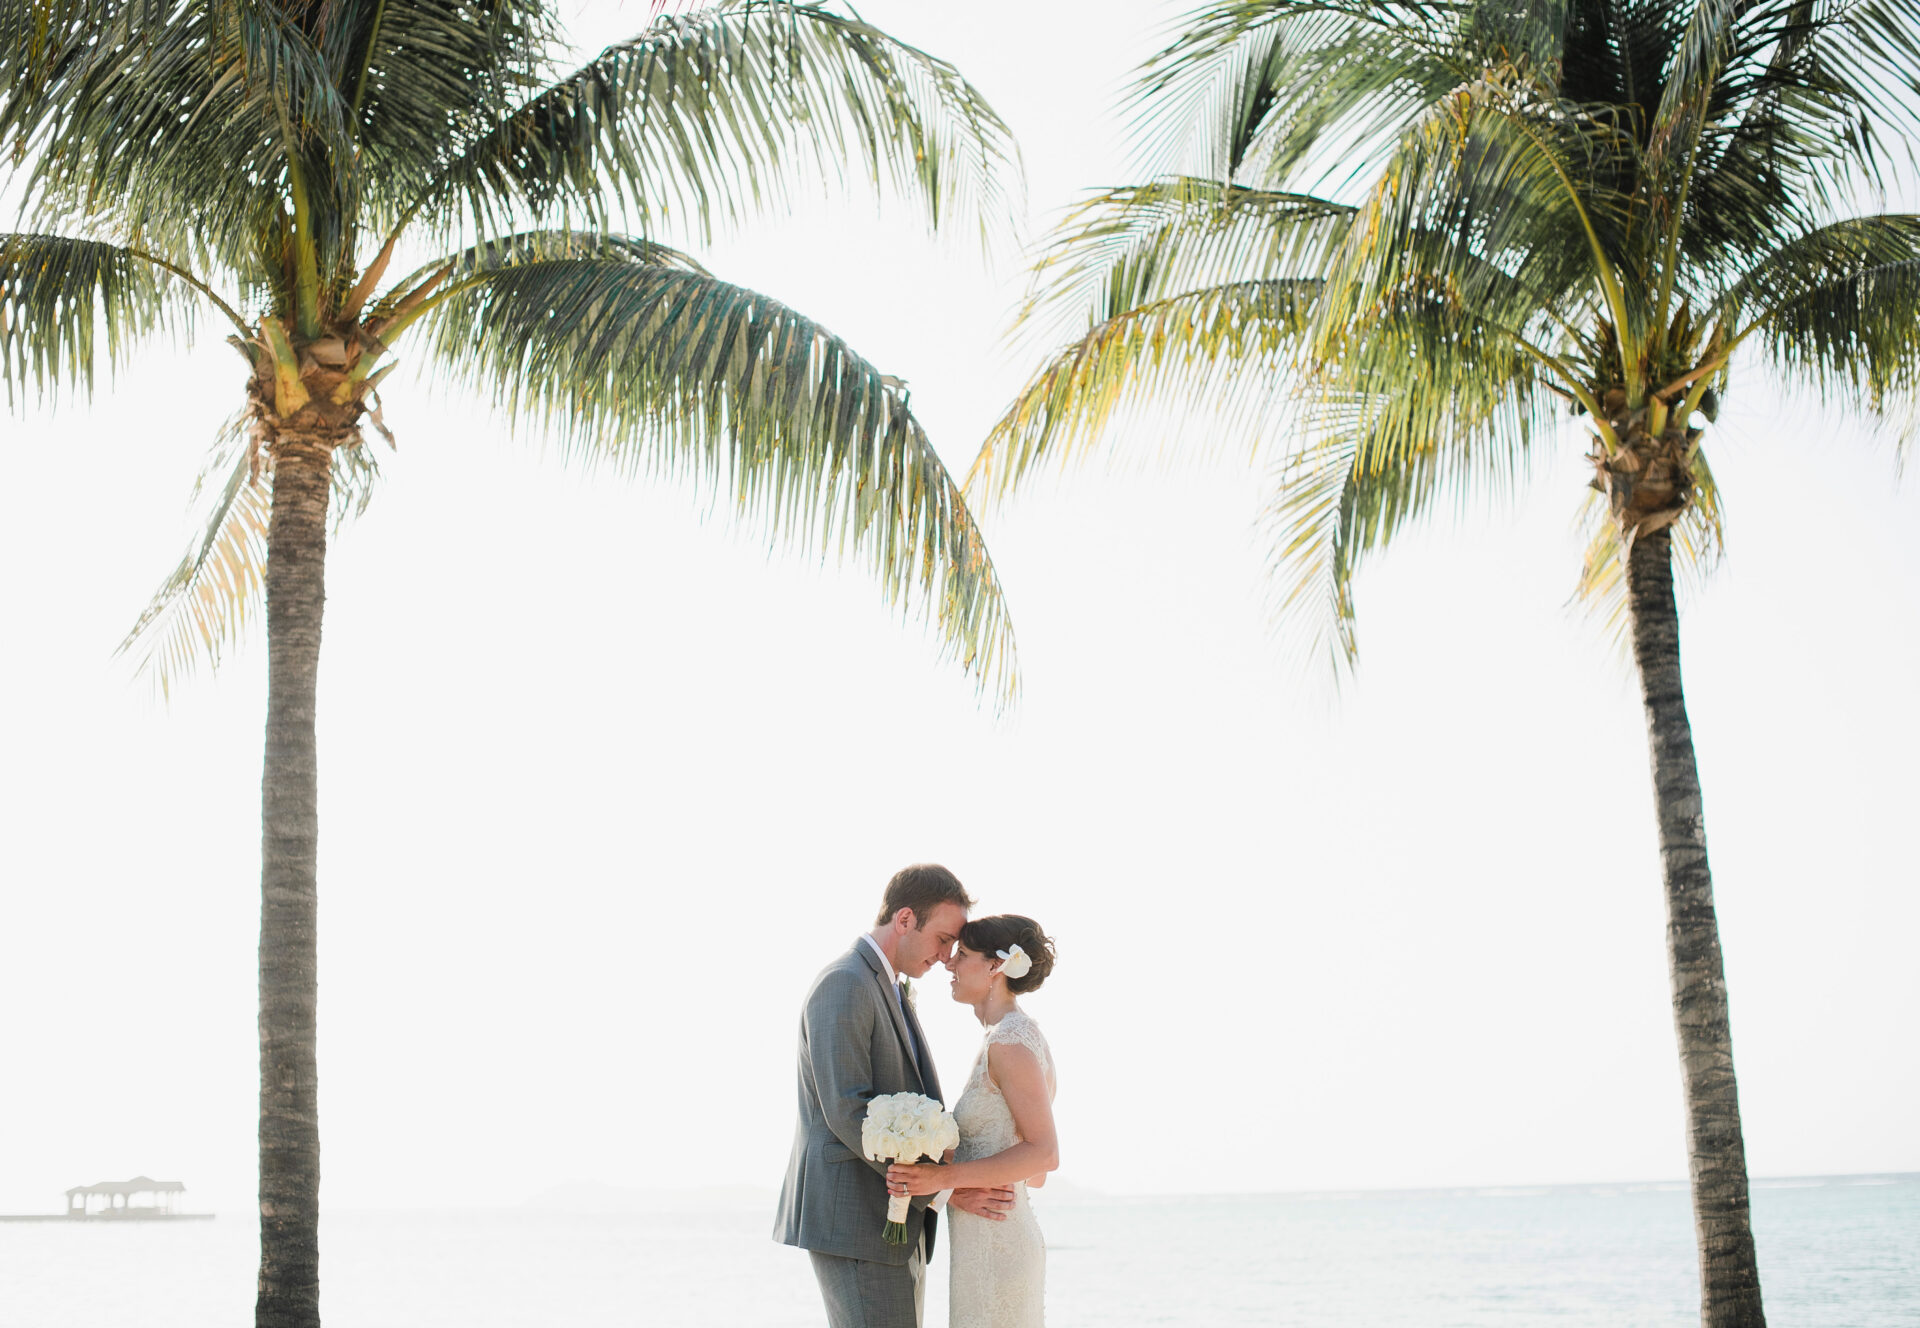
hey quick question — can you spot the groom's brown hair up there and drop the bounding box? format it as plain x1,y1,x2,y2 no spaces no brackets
876,863,973,927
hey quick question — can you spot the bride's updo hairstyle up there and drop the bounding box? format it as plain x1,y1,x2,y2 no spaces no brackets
959,915,1056,994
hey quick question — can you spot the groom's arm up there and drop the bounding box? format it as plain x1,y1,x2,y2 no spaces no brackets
804,971,891,1180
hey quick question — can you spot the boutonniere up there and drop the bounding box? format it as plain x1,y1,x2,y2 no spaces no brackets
900,977,916,1011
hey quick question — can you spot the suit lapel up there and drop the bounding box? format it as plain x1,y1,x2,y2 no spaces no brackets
900,987,940,1101
857,942,926,1092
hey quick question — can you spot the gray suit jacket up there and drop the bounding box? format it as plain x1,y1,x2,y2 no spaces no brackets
773,940,943,1264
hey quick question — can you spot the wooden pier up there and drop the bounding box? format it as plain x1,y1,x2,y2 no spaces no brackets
0,1176,213,1221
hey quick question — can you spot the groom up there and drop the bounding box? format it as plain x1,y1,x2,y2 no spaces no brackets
775,863,1015,1327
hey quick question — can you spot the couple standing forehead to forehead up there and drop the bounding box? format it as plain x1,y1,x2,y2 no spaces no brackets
775,863,1061,1328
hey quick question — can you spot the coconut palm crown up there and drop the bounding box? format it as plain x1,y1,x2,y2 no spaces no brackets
975,3,1920,1326
1,3,1018,1325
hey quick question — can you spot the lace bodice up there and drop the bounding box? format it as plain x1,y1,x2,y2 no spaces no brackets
953,1008,1055,1161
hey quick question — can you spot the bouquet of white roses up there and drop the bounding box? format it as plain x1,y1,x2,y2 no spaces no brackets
861,1092,959,1244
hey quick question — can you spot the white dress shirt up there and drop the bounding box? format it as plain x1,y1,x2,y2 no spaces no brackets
860,932,900,984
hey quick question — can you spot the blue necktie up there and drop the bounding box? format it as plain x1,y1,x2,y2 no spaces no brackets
895,981,920,1066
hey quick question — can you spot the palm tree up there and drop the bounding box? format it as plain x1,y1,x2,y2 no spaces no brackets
0,3,1018,1324
974,3,1920,1325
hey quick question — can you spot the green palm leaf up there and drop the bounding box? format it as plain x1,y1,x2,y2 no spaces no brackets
1260,425,1395,676
976,279,1314,497
1311,71,1636,359
1312,293,1548,476
972,177,1351,496
1266,326,1546,671
415,233,1017,703
0,233,210,400
2,1,360,266
418,1,1019,247
341,0,557,217
1721,216,1920,421
1014,178,1351,342
1130,0,1471,189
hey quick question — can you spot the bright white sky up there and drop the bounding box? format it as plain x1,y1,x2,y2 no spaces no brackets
2,1,1916,1217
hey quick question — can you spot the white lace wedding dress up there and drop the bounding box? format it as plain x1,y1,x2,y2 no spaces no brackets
948,1008,1055,1328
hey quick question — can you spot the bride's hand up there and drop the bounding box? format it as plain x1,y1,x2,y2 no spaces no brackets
885,1162,945,1197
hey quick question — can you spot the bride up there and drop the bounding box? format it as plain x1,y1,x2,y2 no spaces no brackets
887,915,1058,1328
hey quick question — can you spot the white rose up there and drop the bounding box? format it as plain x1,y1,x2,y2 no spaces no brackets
864,1092,955,1162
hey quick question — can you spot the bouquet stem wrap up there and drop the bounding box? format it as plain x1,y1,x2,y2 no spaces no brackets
883,1191,912,1244
862,1092,959,1246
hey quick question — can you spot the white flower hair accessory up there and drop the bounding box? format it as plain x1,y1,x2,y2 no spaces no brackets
996,944,1033,979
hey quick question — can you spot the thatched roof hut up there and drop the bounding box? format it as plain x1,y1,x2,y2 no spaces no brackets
65,1177,187,1216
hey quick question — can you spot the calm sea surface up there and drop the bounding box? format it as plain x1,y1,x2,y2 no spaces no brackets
4,1177,1915,1326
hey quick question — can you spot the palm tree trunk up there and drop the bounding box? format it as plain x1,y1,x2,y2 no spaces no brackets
257,432,334,1328
1624,527,1765,1328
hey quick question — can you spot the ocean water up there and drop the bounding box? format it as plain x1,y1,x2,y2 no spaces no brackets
4,1176,1915,1326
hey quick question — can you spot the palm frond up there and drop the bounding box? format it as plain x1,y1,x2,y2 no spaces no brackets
1260,245,1569,669
1261,358,1551,675
972,279,1312,499
1719,212,1920,320
3,5,354,285
971,176,1350,498
117,414,269,693
416,232,1017,703
1556,0,1683,113
1258,403,1475,676
1310,70,1637,364
340,0,559,224
1683,0,1920,170
1129,0,1473,190
1012,177,1351,348
1655,0,1743,132
0,233,197,402
1304,120,1588,472
418,1,1020,249
1310,294,1549,476
119,420,387,693
1728,215,1920,424
1129,0,1592,192
2,1,360,266
1655,0,1909,278
1609,0,1920,296
1259,427,1372,677
0,0,168,90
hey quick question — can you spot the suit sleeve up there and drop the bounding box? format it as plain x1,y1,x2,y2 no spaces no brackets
805,970,891,1178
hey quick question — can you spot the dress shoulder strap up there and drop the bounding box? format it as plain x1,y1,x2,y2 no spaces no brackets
985,1009,1051,1078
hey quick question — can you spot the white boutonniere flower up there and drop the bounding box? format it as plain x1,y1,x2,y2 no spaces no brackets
900,976,916,1010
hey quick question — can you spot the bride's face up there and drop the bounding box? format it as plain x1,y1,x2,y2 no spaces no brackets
945,943,999,1004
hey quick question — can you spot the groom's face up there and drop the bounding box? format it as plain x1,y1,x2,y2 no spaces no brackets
898,902,968,978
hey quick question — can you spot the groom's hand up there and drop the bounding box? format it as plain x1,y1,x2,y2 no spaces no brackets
949,1186,1015,1221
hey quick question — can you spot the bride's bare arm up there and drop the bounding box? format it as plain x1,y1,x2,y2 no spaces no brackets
887,1043,1058,1196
